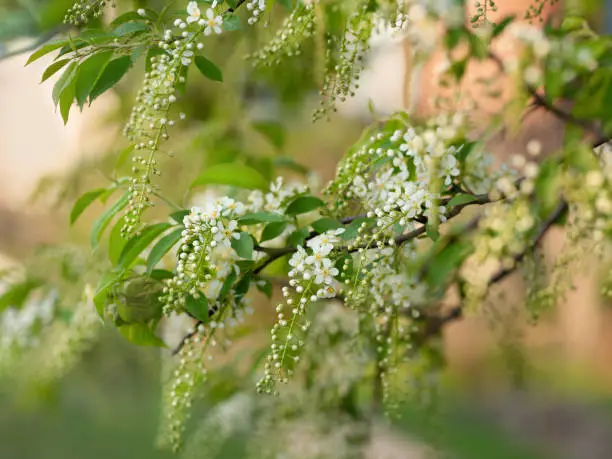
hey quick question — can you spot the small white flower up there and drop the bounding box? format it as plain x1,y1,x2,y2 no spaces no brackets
288,246,308,272
186,1,201,24
313,258,339,285
204,8,223,35
137,8,146,16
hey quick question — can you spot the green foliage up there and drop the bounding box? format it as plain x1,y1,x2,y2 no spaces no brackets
4,1,612,458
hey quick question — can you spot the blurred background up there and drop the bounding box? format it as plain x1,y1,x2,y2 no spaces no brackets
2,0,612,458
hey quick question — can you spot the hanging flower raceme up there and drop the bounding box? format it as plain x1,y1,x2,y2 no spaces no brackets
256,229,345,395
122,1,225,236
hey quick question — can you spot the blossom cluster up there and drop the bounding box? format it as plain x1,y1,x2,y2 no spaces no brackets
122,1,225,236
161,197,245,316
63,0,110,25
329,114,470,232
248,3,315,67
256,228,345,394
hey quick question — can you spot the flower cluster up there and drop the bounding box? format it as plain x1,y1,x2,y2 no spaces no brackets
314,2,374,121
329,114,469,230
161,197,246,316
248,3,315,66
245,0,267,25
248,176,309,213
122,2,224,236
461,199,536,308
256,229,345,394
64,0,111,25
157,330,209,452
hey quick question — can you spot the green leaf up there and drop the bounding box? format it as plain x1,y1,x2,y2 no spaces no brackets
52,61,76,107
108,217,127,265
255,279,273,299
90,192,130,249
185,294,209,323
0,278,42,313
115,144,135,170
340,217,375,241
426,241,473,287
234,273,252,298
75,51,113,108
311,217,342,234
426,223,440,242
26,40,66,65
272,157,309,175
194,55,223,82
447,193,478,207
231,232,254,259
70,188,105,224
41,58,71,83
93,271,123,318
219,270,237,301
118,323,166,347
146,227,184,272
238,212,285,225
59,79,75,124
287,227,309,247
89,56,132,103
222,14,241,31
149,269,174,280
113,21,150,36
286,196,325,216
191,163,268,190
492,15,515,37
260,221,288,242
252,121,285,150
170,210,190,224
534,158,560,218
117,222,173,270
276,0,294,10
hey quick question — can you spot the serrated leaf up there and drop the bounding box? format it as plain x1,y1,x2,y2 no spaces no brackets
238,212,286,225
191,163,268,190
117,222,173,270
447,193,478,207
146,227,184,272
41,58,71,83
185,293,209,323
311,217,342,233
252,121,285,150
260,221,288,242
89,56,132,103
70,188,105,224
286,195,325,216
194,55,223,82
118,323,166,347
26,40,66,65
90,192,130,249
231,232,254,259
75,50,113,108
